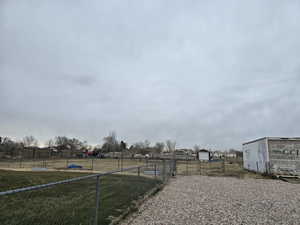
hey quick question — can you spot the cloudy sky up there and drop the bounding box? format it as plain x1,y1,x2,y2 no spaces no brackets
1,0,300,149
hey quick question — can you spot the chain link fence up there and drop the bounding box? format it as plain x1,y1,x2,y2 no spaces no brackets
175,158,244,176
0,160,174,225
0,158,154,171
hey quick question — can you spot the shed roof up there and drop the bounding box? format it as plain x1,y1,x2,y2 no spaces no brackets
199,149,210,152
243,137,300,145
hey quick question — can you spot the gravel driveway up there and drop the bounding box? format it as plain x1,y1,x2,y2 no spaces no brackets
121,176,300,225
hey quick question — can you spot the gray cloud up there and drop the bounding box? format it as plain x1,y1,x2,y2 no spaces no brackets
1,0,300,149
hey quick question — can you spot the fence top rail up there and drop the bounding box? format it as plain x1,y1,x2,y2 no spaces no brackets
0,165,152,197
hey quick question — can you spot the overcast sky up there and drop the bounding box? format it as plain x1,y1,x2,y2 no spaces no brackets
1,0,300,149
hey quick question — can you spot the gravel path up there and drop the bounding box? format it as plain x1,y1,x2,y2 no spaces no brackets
121,176,300,225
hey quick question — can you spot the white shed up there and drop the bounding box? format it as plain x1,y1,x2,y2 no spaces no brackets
243,137,300,175
197,150,211,161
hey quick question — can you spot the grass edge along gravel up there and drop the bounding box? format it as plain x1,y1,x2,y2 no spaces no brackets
109,182,165,225
0,170,162,225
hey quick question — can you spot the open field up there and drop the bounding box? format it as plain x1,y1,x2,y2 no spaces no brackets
0,158,263,179
0,158,147,172
121,176,300,225
0,160,291,225
0,170,161,225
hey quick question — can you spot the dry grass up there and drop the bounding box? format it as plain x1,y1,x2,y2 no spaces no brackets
0,158,147,173
0,158,263,179
176,160,266,179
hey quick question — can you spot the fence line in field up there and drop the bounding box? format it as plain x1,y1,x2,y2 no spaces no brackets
0,161,174,225
0,165,147,196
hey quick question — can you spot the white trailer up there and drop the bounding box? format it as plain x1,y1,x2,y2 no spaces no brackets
243,137,300,175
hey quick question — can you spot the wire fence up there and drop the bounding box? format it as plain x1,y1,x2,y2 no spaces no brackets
0,158,164,172
0,160,174,225
175,158,244,176
0,156,245,224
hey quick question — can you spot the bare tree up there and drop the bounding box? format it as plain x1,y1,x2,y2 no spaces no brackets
45,139,54,148
144,139,151,148
194,145,201,152
154,142,165,154
0,137,12,145
129,142,143,154
22,136,38,147
0,137,23,157
166,140,176,152
129,140,153,155
103,131,117,145
102,131,119,153
54,136,86,153
54,136,69,148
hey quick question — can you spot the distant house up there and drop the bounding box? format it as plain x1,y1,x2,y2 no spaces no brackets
213,151,225,159
160,149,195,160
133,153,144,159
225,152,237,158
103,152,126,158
197,149,212,161
174,149,187,156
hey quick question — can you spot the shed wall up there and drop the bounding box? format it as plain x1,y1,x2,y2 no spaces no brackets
198,152,209,161
243,138,268,173
268,139,300,175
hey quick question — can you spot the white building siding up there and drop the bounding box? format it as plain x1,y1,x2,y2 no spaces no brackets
243,138,269,173
198,151,209,161
268,139,300,175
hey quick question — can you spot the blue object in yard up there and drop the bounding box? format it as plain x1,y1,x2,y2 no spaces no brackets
67,164,82,169
144,170,160,175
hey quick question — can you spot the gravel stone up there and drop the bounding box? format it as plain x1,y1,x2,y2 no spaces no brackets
121,176,300,225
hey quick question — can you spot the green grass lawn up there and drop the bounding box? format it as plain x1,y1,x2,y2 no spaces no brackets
0,170,161,225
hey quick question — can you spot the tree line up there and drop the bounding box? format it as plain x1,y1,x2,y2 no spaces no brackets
0,132,176,157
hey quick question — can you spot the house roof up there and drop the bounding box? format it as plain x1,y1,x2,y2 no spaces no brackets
199,149,209,152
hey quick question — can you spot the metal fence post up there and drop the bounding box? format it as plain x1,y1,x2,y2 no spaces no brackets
223,159,225,173
163,160,166,182
186,158,188,175
154,164,157,178
199,160,201,175
94,176,101,225
172,159,176,177
121,150,123,171
91,159,94,171
168,160,171,178
175,159,177,176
